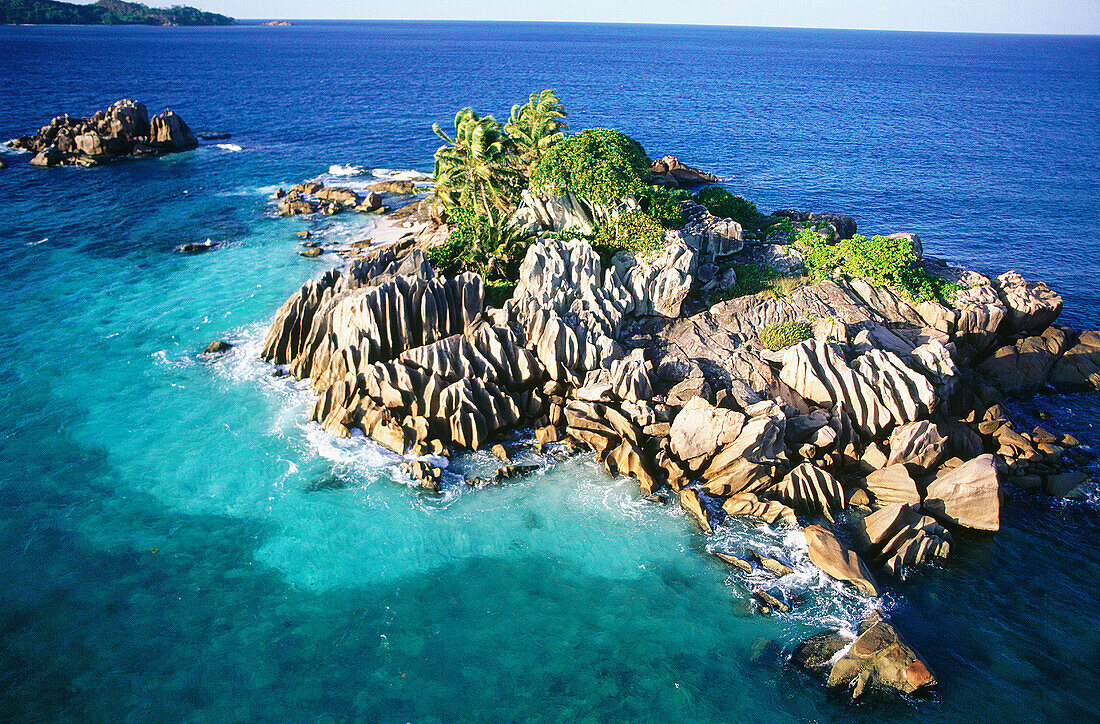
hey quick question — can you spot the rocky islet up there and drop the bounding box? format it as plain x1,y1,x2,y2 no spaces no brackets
255,148,1097,703
8,99,200,167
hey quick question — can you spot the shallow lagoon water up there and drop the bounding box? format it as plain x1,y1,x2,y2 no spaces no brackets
0,21,1098,721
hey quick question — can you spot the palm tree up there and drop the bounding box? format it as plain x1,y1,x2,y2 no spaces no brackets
505,89,568,173
432,109,523,217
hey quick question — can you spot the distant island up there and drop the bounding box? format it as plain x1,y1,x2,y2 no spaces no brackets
260,20,291,26
0,0,235,26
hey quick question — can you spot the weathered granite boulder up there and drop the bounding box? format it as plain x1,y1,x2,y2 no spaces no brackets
887,420,947,472
669,397,746,471
864,465,921,507
803,524,879,596
768,462,846,522
722,492,798,526
678,200,743,259
794,610,936,701
611,240,697,317
510,189,639,234
978,326,1068,393
855,502,952,576
1048,330,1100,391
650,155,718,187
923,454,1001,531
992,271,1062,335
150,109,198,151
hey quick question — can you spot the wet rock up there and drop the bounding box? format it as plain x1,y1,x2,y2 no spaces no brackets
748,549,794,577
203,340,232,355
713,550,752,574
494,464,539,481
803,525,879,596
923,454,1001,531
796,610,936,701
299,247,323,258
678,487,713,533
367,180,417,194
752,588,790,614
722,492,798,526
491,444,511,463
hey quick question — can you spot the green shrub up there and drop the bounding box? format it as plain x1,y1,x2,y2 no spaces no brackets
794,228,959,303
530,128,651,205
592,210,666,262
758,321,813,350
484,279,517,308
642,186,690,229
428,207,486,278
693,186,762,233
428,207,535,290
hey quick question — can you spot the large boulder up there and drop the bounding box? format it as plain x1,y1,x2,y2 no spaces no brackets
978,326,1068,393
678,201,743,259
768,462,845,522
650,155,718,187
803,524,879,596
992,271,1062,335
794,610,936,701
887,420,947,472
668,397,745,471
923,454,1001,531
150,109,198,151
864,465,921,507
854,502,952,576
1047,330,1100,391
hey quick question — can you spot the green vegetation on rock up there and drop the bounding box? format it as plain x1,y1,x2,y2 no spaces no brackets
642,186,690,230
427,207,534,284
711,262,809,303
795,228,959,303
759,321,814,350
529,128,651,205
693,186,763,234
592,210,667,263
0,0,234,25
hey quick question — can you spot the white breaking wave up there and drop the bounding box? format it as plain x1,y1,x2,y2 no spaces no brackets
216,143,243,152
327,163,366,177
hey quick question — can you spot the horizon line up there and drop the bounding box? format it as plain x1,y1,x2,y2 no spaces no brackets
229,18,1100,38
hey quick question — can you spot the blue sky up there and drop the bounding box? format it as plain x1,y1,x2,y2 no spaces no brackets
180,0,1100,35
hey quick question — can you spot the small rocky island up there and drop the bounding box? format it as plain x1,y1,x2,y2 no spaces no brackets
8,99,199,167
256,91,1098,704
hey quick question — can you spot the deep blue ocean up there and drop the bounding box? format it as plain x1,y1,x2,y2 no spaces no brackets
0,21,1098,722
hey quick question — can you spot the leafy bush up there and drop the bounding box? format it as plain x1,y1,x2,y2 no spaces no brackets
592,210,666,262
794,228,959,303
758,321,813,350
530,129,651,205
428,208,486,277
642,186,690,229
428,208,535,289
693,186,762,233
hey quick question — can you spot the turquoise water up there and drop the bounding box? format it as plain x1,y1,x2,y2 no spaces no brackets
1,21,1098,721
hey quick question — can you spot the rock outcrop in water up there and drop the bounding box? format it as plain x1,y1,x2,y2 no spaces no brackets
258,156,1097,704
10,100,199,167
